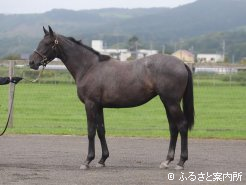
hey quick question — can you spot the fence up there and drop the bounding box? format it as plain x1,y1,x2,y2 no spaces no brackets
0,60,246,138
2,60,246,86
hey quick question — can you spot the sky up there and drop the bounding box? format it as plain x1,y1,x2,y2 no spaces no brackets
0,0,196,14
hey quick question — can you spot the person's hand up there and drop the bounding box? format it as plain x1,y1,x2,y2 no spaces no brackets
10,77,23,84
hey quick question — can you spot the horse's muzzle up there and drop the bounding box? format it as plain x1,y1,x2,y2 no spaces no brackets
29,60,40,70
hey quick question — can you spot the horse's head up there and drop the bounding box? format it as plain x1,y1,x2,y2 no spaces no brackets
29,26,59,70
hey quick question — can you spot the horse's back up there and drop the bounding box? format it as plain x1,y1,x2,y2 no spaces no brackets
142,54,187,73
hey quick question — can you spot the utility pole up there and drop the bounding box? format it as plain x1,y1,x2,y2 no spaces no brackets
232,55,235,64
162,45,166,54
150,41,153,50
222,40,226,62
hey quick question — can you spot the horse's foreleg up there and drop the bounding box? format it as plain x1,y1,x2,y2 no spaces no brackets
80,100,98,170
96,108,109,167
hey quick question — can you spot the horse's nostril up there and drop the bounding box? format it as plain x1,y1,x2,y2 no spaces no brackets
29,61,34,65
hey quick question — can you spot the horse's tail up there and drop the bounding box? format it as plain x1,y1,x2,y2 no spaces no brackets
183,65,195,130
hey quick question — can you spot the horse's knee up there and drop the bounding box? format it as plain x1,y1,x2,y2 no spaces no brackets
97,129,105,140
88,129,96,140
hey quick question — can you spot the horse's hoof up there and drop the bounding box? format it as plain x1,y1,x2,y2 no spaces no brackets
175,165,184,170
80,164,89,170
96,163,105,168
160,161,169,169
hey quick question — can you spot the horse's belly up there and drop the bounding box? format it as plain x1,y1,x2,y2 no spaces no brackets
101,88,156,108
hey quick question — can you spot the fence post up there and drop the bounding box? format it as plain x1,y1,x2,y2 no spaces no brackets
8,60,15,128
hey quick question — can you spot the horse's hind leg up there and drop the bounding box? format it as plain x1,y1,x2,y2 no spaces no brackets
177,121,188,170
160,109,178,168
80,100,98,170
160,100,188,170
96,108,109,167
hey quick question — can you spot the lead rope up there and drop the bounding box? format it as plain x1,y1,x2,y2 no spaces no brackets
21,65,45,83
0,83,16,136
0,66,45,136
0,38,56,135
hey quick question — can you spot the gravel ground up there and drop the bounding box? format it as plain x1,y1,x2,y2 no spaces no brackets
0,135,245,185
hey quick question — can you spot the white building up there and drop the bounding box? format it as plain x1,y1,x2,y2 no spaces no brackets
91,40,104,51
197,54,224,63
138,49,158,58
91,40,158,61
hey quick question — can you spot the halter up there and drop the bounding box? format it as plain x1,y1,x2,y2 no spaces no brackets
34,50,48,66
34,38,59,67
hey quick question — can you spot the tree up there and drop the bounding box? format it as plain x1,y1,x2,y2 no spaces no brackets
128,36,140,52
2,54,21,60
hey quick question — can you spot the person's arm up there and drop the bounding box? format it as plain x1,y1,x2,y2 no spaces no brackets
0,77,23,85
0,77,10,85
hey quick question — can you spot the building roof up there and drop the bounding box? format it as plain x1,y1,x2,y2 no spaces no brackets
173,50,194,57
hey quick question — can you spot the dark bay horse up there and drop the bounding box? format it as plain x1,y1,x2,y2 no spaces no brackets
29,26,194,170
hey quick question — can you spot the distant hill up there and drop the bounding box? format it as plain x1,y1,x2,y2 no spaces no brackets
0,0,246,61
172,27,246,61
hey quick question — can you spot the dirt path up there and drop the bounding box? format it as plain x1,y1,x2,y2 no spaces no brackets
0,135,245,185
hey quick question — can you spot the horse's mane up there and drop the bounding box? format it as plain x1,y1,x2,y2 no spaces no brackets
67,37,111,62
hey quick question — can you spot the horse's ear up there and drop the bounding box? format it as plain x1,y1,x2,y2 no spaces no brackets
48,25,54,37
43,26,49,35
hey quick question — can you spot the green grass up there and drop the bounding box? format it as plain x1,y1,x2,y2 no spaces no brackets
0,83,246,139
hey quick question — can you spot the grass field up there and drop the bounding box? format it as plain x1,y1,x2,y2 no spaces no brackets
0,83,246,139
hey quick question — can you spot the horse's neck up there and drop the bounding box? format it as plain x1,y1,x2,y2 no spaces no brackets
60,46,98,82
